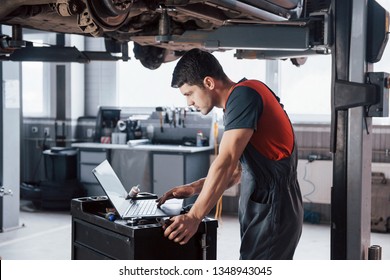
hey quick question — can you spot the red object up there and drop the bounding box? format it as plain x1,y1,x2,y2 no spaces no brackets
100,136,111,144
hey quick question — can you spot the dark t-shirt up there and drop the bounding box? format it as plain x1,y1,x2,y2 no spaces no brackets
224,86,263,131
223,79,294,160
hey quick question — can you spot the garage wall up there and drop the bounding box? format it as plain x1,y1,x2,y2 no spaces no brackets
84,37,118,117
294,123,390,163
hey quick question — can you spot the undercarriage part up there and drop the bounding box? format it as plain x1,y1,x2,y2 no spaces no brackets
238,0,304,19
12,24,23,43
80,0,133,35
55,0,86,16
206,0,290,21
133,42,164,69
157,7,171,43
159,7,170,36
0,25,26,55
0,0,55,19
78,8,102,37
173,3,226,28
104,38,130,61
100,0,134,17
105,37,122,53
164,0,191,5
244,0,302,10
290,56,307,66
0,35,15,54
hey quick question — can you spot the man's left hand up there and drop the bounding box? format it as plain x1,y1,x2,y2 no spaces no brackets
163,213,202,245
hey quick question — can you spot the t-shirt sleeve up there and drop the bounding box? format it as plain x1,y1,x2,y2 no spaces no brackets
224,86,263,131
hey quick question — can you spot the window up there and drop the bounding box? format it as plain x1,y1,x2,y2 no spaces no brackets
373,30,390,125
117,45,266,108
117,52,185,107
21,34,54,117
22,61,45,115
281,55,332,123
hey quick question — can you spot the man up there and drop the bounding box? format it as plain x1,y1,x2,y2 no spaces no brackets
157,48,303,260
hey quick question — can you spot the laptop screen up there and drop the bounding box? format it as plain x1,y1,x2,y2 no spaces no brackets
92,160,131,216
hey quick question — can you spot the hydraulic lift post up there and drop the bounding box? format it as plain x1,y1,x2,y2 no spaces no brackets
331,0,373,259
0,24,21,232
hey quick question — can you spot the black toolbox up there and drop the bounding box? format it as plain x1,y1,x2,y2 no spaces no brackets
71,196,218,260
371,172,390,233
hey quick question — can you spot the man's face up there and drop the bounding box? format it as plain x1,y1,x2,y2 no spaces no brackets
179,83,214,115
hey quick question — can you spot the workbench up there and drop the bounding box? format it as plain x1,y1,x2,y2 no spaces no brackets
71,142,213,198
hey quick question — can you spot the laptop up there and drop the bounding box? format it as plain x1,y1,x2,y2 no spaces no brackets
92,159,183,220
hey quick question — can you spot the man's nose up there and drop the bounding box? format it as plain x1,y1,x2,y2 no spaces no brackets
186,97,194,106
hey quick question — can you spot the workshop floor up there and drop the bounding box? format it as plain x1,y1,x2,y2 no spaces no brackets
0,200,389,260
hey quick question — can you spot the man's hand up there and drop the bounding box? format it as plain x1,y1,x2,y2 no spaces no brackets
163,213,202,245
156,185,195,207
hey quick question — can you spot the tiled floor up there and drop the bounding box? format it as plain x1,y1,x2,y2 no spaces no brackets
217,215,390,260
0,200,389,260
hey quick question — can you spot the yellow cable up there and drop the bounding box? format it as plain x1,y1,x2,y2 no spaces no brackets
213,121,223,220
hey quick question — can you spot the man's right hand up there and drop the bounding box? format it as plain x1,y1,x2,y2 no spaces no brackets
156,185,195,207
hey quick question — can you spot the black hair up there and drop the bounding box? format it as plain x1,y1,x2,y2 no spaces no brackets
171,48,229,88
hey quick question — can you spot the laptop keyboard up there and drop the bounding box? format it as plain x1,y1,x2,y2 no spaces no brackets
126,200,157,216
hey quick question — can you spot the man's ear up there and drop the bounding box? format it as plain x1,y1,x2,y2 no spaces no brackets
203,76,215,90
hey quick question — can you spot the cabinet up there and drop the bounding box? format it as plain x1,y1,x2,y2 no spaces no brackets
71,196,218,260
78,148,108,196
72,143,213,198
152,152,210,197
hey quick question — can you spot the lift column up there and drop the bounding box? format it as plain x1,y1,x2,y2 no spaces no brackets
0,25,21,231
331,0,372,259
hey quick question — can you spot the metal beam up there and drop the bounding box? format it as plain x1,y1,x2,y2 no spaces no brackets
0,45,130,63
168,23,311,51
346,0,372,260
331,0,372,260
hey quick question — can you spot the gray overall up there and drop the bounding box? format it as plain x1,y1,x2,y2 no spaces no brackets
238,140,303,259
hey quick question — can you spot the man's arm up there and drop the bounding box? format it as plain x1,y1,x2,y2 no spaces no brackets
156,178,205,207
156,162,241,207
163,127,253,244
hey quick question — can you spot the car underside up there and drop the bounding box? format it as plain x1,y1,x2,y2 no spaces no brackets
0,0,332,68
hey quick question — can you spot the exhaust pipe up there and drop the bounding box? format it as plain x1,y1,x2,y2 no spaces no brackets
206,0,289,21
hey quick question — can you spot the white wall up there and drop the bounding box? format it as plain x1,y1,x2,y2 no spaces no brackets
68,35,85,119
298,159,390,204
